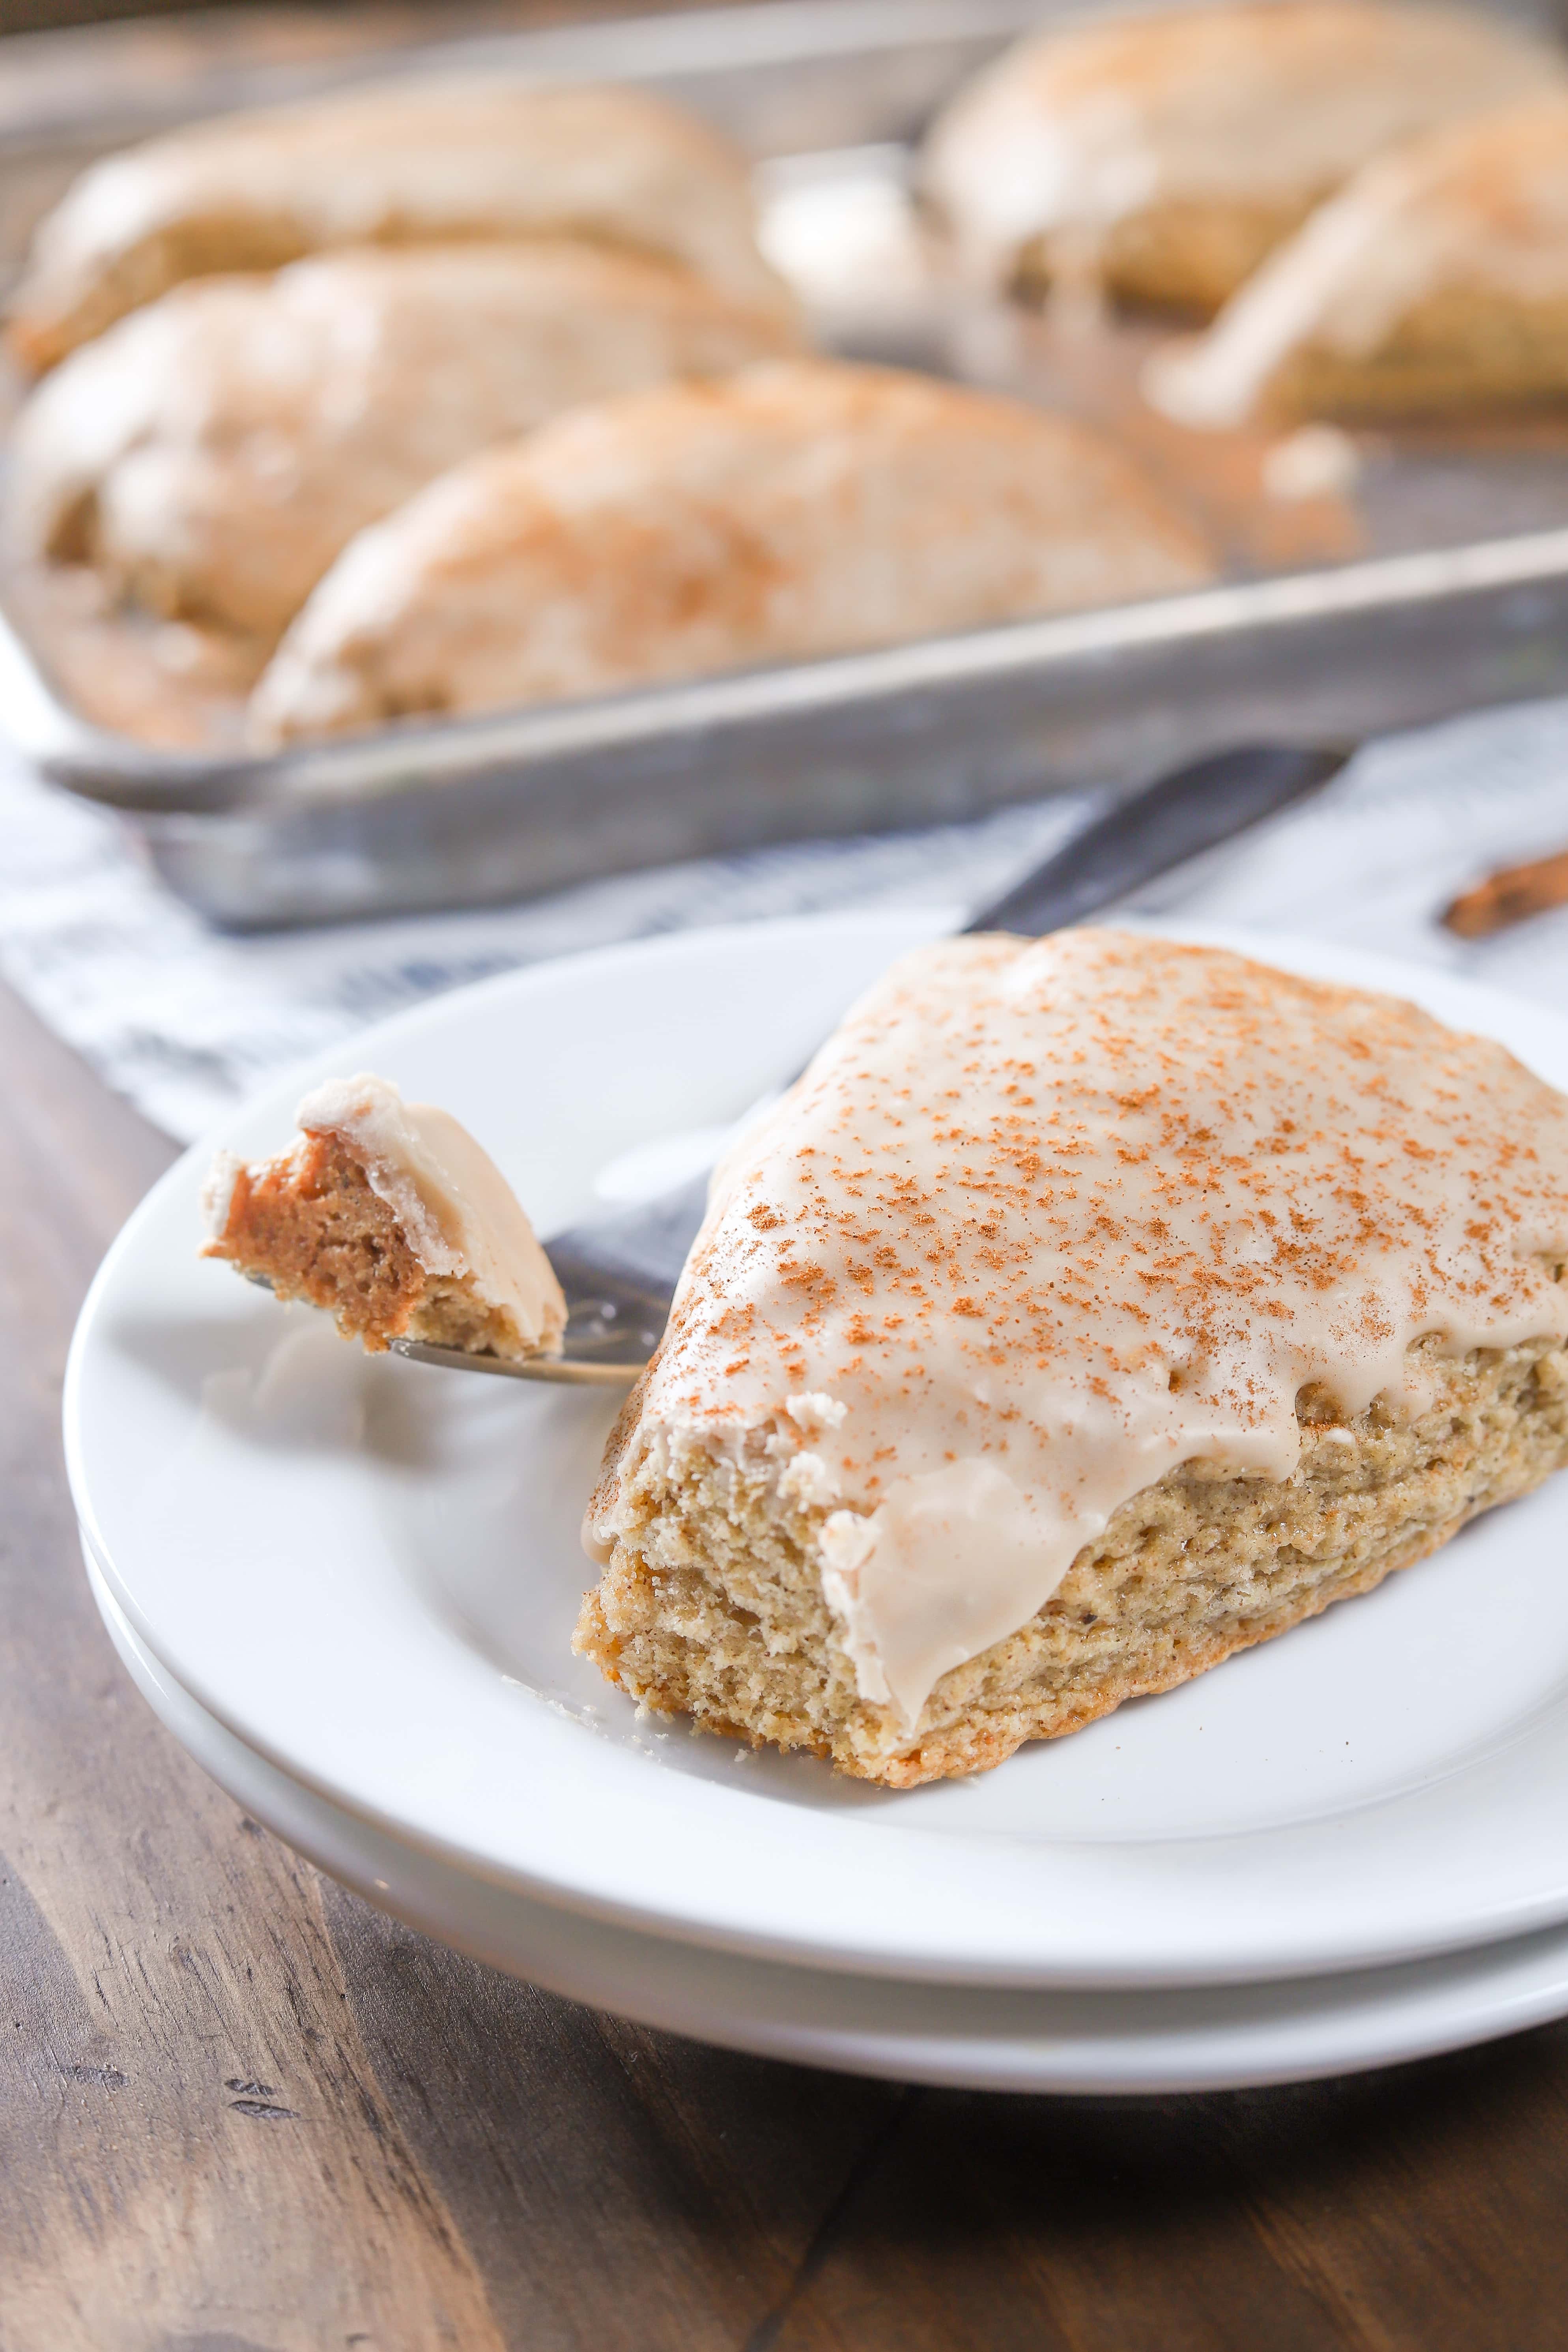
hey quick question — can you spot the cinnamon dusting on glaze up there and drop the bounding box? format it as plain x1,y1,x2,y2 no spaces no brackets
590,931,1568,1729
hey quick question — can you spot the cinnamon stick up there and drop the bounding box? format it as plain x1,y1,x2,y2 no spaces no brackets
1443,846,1568,940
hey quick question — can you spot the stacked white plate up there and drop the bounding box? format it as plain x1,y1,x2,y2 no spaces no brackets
66,910,1568,2094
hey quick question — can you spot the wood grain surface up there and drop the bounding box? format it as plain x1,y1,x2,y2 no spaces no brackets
7,988,1568,2352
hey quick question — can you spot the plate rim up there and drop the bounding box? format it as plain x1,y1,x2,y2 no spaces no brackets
87,1546,1568,2098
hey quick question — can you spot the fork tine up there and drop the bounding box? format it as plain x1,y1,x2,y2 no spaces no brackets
389,1339,640,1387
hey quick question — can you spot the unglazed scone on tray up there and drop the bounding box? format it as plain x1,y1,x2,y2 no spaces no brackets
247,358,1215,742
922,0,1561,317
7,79,790,375
9,242,800,642
203,1073,564,1359
578,931,1568,1787
1146,94,1568,428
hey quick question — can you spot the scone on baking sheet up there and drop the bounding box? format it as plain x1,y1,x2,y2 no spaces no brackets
203,1073,564,1360
7,79,789,376
921,0,1562,318
10,241,801,643
576,930,1568,1788
1146,94,1568,429
246,357,1215,743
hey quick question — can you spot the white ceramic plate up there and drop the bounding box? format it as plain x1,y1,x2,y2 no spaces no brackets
87,1546,1568,2094
64,911,1568,1990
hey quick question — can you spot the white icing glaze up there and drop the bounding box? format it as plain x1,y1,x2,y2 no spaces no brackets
246,358,1214,745
8,240,797,638
1146,91,1568,427
1261,422,1362,501
18,79,788,361
200,1149,245,1239
295,1072,564,1351
592,932,1568,1733
923,0,1561,289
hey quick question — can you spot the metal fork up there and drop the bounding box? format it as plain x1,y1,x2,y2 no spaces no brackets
392,742,1349,1387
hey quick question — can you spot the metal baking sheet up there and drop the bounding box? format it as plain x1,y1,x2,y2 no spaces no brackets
4,0,1568,928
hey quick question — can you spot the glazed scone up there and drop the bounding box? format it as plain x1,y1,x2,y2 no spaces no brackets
247,358,1215,742
10,241,801,641
922,0,1561,316
1146,94,1568,427
8,79,789,375
203,1072,564,1359
577,931,1568,1787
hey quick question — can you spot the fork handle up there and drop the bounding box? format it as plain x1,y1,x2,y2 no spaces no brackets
539,741,1351,1316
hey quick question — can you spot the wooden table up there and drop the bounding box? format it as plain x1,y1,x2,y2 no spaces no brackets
5,984,1568,2348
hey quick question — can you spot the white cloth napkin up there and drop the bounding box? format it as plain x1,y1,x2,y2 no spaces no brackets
3,694,1567,1144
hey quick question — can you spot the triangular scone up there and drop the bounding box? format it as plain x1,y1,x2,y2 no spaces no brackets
922,0,1560,317
1147,94,1568,426
203,1073,564,1360
247,358,1215,744
7,80,790,376
577,931,1568,1787
11,241,800,643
